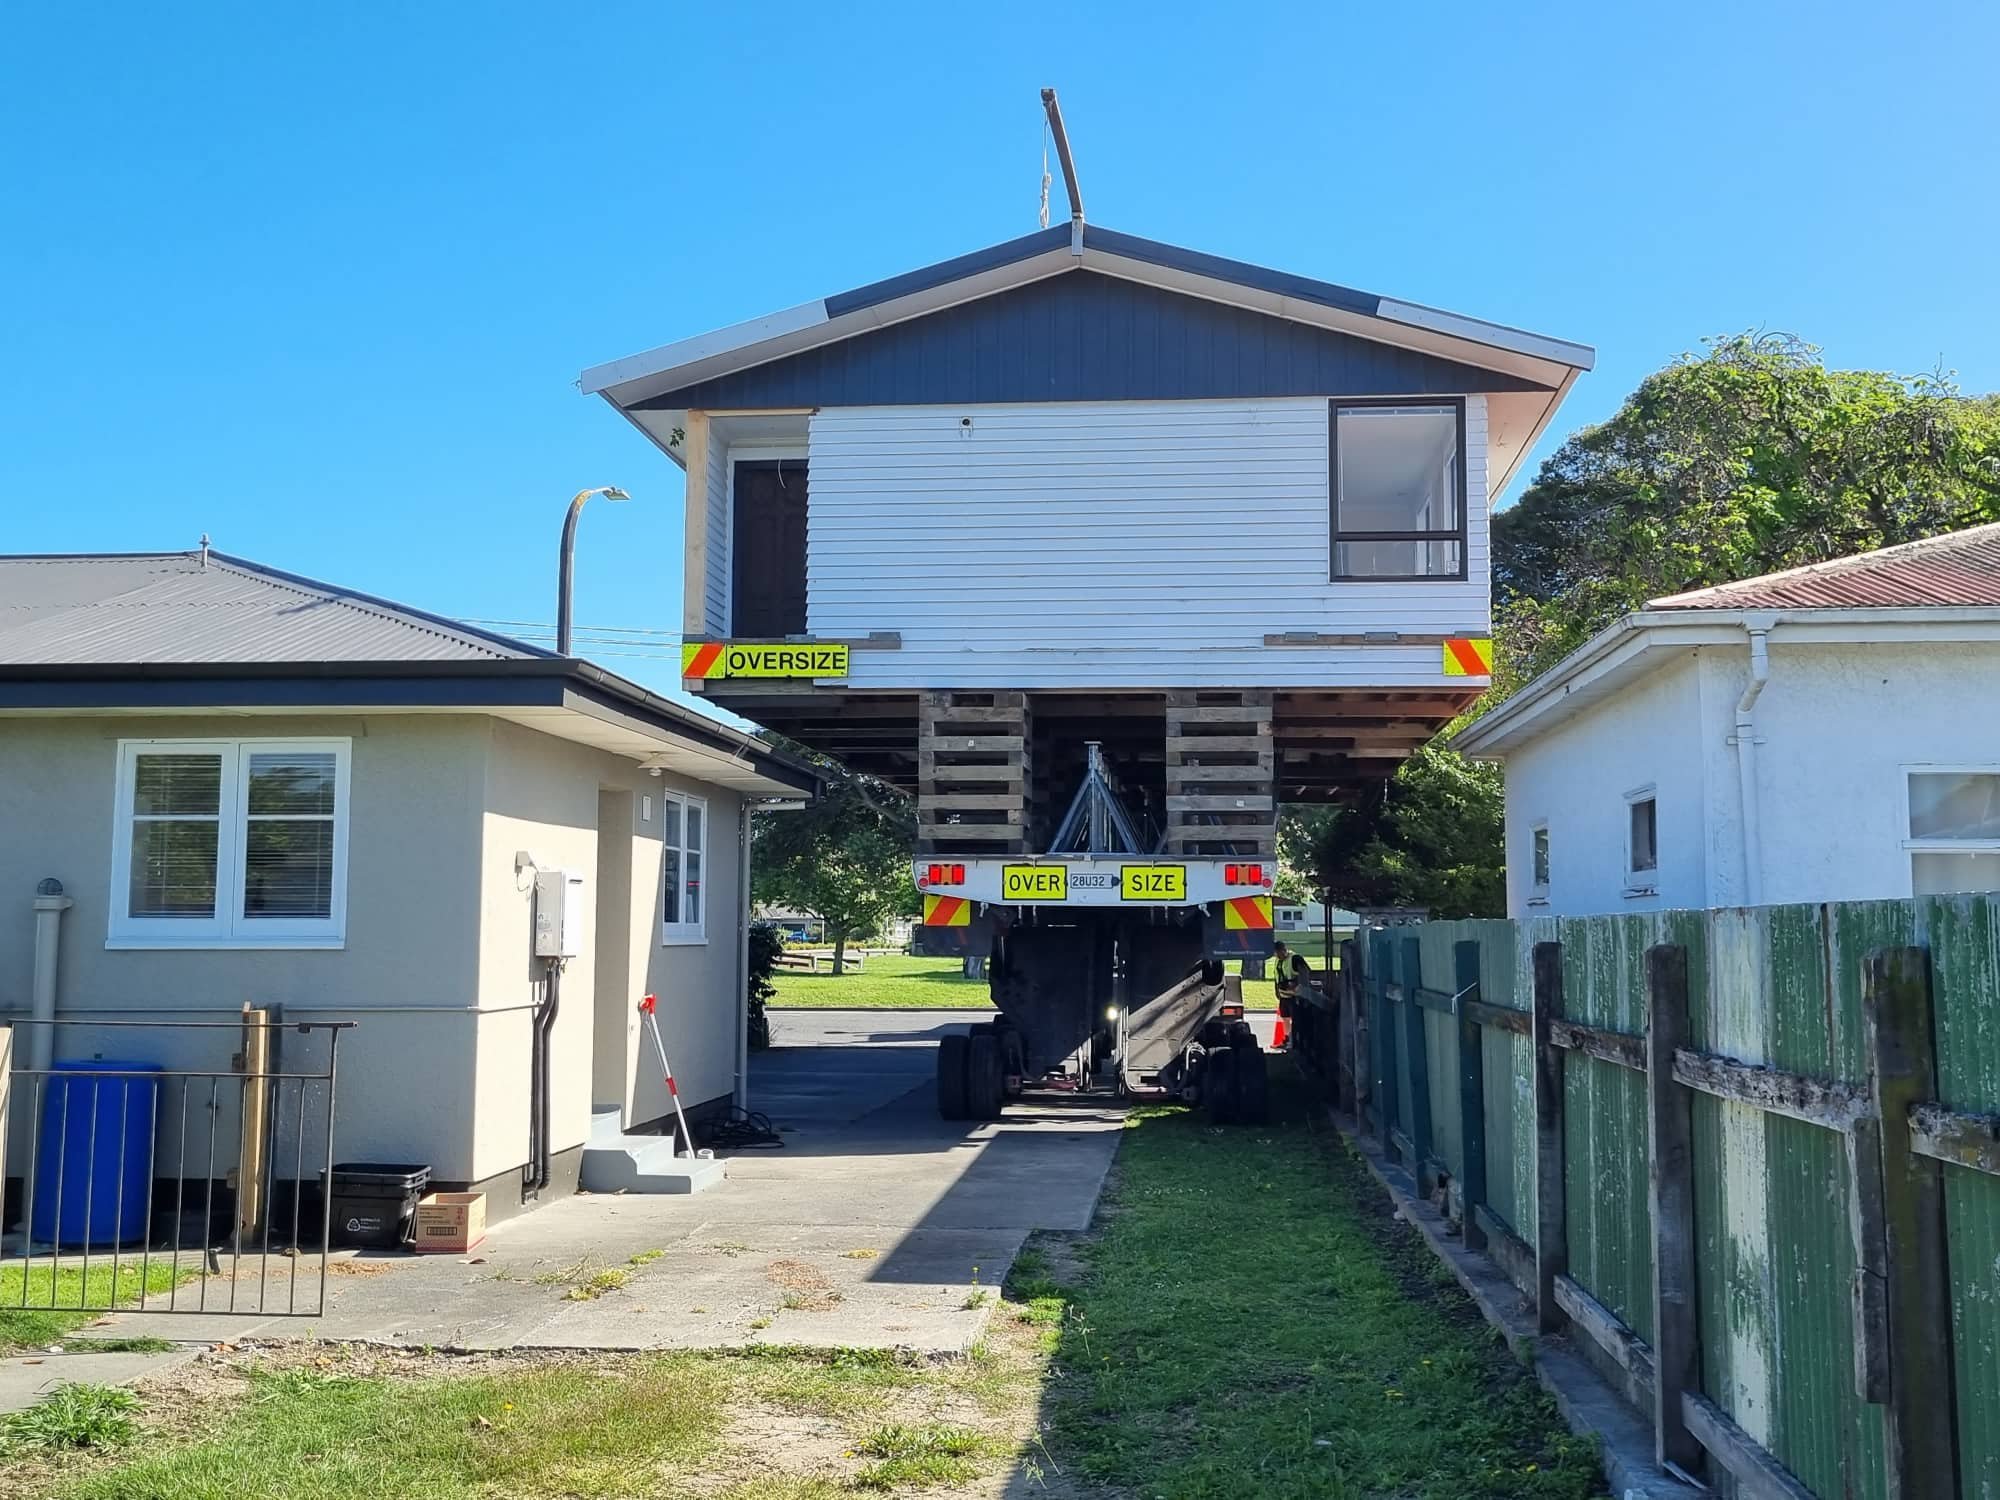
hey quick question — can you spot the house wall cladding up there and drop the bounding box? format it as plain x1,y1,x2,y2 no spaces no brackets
1356,894,2000,1500
639,269,1553,411
804,396,1490,690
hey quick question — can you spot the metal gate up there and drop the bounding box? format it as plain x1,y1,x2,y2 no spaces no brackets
4,1012,348,1319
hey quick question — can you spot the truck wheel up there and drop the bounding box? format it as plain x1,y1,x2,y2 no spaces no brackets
1232,1044,1269,1125
1204,1046,1237,1125
937,1034,972,1120
967,1032,1005,1120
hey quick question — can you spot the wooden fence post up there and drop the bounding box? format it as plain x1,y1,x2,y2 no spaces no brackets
1531,940,1568,1333
1402,936,1433,1181
1375,936,1396,1151
1455,939,1487,1251
1862,947,1960,1500
1645,943,1702,1475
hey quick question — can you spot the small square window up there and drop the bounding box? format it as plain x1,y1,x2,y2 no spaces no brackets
1531,826,1551,891
1628,797,1658,878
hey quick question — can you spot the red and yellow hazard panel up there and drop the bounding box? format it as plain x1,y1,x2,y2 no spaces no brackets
1222,896,1273,931
1442,637,1494,677
682,642,850,681
922,894,970,927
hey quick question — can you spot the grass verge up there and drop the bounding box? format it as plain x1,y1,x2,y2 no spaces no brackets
1037,1074,1603,1499
0,1264,188,1354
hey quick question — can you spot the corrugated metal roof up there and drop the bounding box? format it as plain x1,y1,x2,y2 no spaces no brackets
0,552,549,665
1649,523,2000,611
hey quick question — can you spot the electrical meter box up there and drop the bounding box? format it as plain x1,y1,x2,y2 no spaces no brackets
532,870,584,959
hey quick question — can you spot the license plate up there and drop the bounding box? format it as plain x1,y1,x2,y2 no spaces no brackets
1001,864,1068,902
1120,865,1186,902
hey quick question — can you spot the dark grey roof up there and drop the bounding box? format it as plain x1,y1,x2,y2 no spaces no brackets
0,552,551,666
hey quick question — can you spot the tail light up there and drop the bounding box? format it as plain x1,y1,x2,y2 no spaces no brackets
1225,864,1267,886
1219,1003,1245,1019
925,864,966,886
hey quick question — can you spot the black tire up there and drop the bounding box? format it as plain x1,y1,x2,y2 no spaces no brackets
937,1034,971,1121
1204,1046,1237,1125
1232,1043,1270,1125
966,1032,1005,1120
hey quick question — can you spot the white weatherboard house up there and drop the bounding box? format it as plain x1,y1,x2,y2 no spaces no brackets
1455,524,2000,917
0,551,815,1220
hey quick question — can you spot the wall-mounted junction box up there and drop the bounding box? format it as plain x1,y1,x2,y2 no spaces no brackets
533,869,584,959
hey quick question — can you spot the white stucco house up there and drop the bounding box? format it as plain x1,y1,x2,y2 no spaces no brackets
0,550,816,1224
1455,524,2000,917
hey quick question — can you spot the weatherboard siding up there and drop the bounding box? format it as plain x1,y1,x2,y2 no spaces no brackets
803,397,1489,690
703,436,729,635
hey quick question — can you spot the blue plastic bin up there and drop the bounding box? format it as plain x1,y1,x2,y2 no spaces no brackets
29,1060,163,1248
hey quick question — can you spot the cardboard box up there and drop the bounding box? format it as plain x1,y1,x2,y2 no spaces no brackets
412,1191,486,1254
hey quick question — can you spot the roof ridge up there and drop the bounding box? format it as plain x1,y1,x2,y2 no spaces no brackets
201,552,553,661
1649,521,2000,607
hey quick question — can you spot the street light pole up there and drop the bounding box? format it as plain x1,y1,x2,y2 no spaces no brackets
556,485,631,654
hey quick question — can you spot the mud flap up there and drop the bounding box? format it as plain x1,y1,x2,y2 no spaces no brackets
912,910,995,958
1203,910,1274,962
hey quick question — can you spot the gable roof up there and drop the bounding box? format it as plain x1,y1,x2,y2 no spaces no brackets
0,551,551,666
1648,523,2000,612
582,223,1594,497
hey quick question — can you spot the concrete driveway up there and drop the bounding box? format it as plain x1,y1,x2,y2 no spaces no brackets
95,1009,1124,1356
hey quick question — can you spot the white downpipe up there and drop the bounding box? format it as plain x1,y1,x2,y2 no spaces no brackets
1733,621,1774,906
733,799,753,1111
30,883,74,1072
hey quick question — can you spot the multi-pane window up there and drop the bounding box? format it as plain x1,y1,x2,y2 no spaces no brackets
1531,825,1551,896
661,792,707,943
1330,400,1467,579
1906,771,2000,896
111,740,349,946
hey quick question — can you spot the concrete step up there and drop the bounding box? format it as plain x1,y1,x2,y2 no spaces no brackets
580,1134,724,1195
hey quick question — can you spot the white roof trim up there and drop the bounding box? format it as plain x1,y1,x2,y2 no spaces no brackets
579,298,830,397
1374,299,1597,372
1455,605,2000,757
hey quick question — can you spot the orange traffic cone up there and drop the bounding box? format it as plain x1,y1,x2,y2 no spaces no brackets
1271,1007,1289,1050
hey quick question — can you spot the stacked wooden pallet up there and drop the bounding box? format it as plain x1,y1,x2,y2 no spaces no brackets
1163,689,1276,857
917,690,1030,856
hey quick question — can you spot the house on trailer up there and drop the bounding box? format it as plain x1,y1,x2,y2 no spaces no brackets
1454,524,2000,917
580,222,1594,845
0,550,815,1226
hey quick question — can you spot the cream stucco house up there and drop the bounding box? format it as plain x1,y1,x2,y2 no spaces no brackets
0,550,815,1220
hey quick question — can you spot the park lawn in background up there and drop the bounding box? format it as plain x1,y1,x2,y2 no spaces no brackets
0,1264,188,1354
768,954,995,1010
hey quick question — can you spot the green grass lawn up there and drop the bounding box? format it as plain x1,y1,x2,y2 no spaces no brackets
0,1263,187,1354
768,953,995,1009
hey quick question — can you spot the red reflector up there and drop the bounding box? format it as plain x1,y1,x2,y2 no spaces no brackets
950,864,965,883
926,864,945,885
1224,864,1240,885
1220,1004,1244,1018
1246,864,1264,884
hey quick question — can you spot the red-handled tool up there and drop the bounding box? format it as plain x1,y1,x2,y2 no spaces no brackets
638,993,702,1160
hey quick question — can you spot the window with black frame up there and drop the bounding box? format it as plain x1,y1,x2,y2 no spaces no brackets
1329,400,1467,579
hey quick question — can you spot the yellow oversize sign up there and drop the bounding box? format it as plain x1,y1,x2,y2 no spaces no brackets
1442,637,1494,677
682,642,850,680
1001,865,1067,902
1120,865,1187,902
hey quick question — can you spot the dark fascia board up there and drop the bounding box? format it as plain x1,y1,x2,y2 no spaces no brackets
1080,226,1382,317
822,225,1072,318
0,658,818,795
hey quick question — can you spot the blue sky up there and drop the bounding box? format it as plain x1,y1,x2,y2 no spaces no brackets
6,2,1996,696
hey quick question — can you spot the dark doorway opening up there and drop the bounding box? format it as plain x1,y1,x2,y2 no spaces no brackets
731,458,808,638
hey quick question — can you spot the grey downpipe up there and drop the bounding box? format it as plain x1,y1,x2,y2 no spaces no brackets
29,878,73,1072
1733,620,1774,906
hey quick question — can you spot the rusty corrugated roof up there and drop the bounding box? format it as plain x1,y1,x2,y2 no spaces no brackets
1648,522,2000,611
0,552,549,665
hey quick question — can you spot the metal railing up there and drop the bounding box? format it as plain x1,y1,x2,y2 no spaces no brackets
4,1012,348,1319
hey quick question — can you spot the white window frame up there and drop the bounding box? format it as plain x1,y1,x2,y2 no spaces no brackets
1528,822,1551,906
660,790,709,946
108,737,351,950
1900,764,2000,895
1624,786,1659,896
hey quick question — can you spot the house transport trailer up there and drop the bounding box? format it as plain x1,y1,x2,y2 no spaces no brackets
582,96,1592,1120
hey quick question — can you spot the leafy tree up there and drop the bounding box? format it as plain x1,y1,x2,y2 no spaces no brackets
751,764,912,976
1493,332,2000,682
744,922,783,1050
1290,748,1504,918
